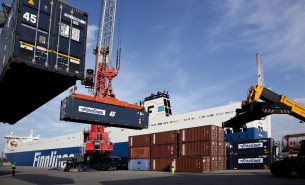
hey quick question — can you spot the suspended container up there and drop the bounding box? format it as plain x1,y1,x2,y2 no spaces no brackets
60,96,149,129
0,0,88,123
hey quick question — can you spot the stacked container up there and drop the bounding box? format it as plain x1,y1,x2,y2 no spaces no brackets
128,134,151,171
150,130,178,171
225,142,234,170
177,125,226,172
233,138,274,169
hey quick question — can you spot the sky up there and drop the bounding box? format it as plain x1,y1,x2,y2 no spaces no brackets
1,0,305,154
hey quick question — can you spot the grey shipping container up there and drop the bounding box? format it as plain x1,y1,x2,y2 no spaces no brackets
60,97,149,129
0,0,88,123
128,159,150,171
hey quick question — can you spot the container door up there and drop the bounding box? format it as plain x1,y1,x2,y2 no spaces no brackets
52,1,87,76
16,0,54,67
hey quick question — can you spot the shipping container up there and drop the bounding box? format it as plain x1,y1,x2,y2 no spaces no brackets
175,156,210,173
179,126,204,143
210,156,218,171
233,154,273,169
225,128,268,141
180,141,218,157
128,159,150,171
0,0,88,123
179,125,220,143
218,127,225,141
129,134,151,147
151,158,172,171
233,138,274,155
60,97,149,129
151,130,177,145
204,125,218,141
129,147,150,159
151,144,177,158
217,156,226,170
218,141,226,156
226,142,234,170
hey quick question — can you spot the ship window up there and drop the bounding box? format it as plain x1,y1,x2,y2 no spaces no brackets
169,108,172,115
158,123,162,125
164,99,168,107
167,100,171,108
165,108,169,114
191,117,194,120
210,114,214,117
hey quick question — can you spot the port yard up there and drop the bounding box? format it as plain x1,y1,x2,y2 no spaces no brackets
0,166,304,185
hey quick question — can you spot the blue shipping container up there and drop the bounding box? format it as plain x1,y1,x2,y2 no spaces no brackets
225,128,268,141
233,153,274,169
60,97,149,129
233,138,273,155
128,159,150,171
0,0,88,124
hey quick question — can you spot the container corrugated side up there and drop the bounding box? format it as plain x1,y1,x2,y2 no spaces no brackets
175,156,211,173
151,144,177,158
150,158,172,171
128,134,151,147
180,141,218,157
129,147,150,159
151,130,178,145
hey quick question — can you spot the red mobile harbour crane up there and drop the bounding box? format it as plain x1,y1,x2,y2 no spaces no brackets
223,84,305,177
59,0,148,168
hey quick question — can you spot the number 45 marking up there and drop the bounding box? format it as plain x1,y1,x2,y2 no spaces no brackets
109,111,116,117
23,12,37,24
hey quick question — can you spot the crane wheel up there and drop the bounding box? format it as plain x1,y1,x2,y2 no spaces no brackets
296,160,305,177
270,160,291,177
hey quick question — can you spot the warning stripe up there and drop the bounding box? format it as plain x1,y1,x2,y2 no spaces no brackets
19,41,80,63
262,109,292,114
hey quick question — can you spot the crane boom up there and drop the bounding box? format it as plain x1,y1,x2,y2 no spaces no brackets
94,0,118,98
223,84,305,130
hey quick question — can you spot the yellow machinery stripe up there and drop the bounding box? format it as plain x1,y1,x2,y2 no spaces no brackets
19,41,80,62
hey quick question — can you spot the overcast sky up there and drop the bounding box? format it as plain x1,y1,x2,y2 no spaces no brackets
1,0,305,153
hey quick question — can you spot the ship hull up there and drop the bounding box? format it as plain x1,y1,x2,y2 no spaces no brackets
5,147,83,168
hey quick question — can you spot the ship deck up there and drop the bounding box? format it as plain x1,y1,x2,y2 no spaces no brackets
0,165,304,185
